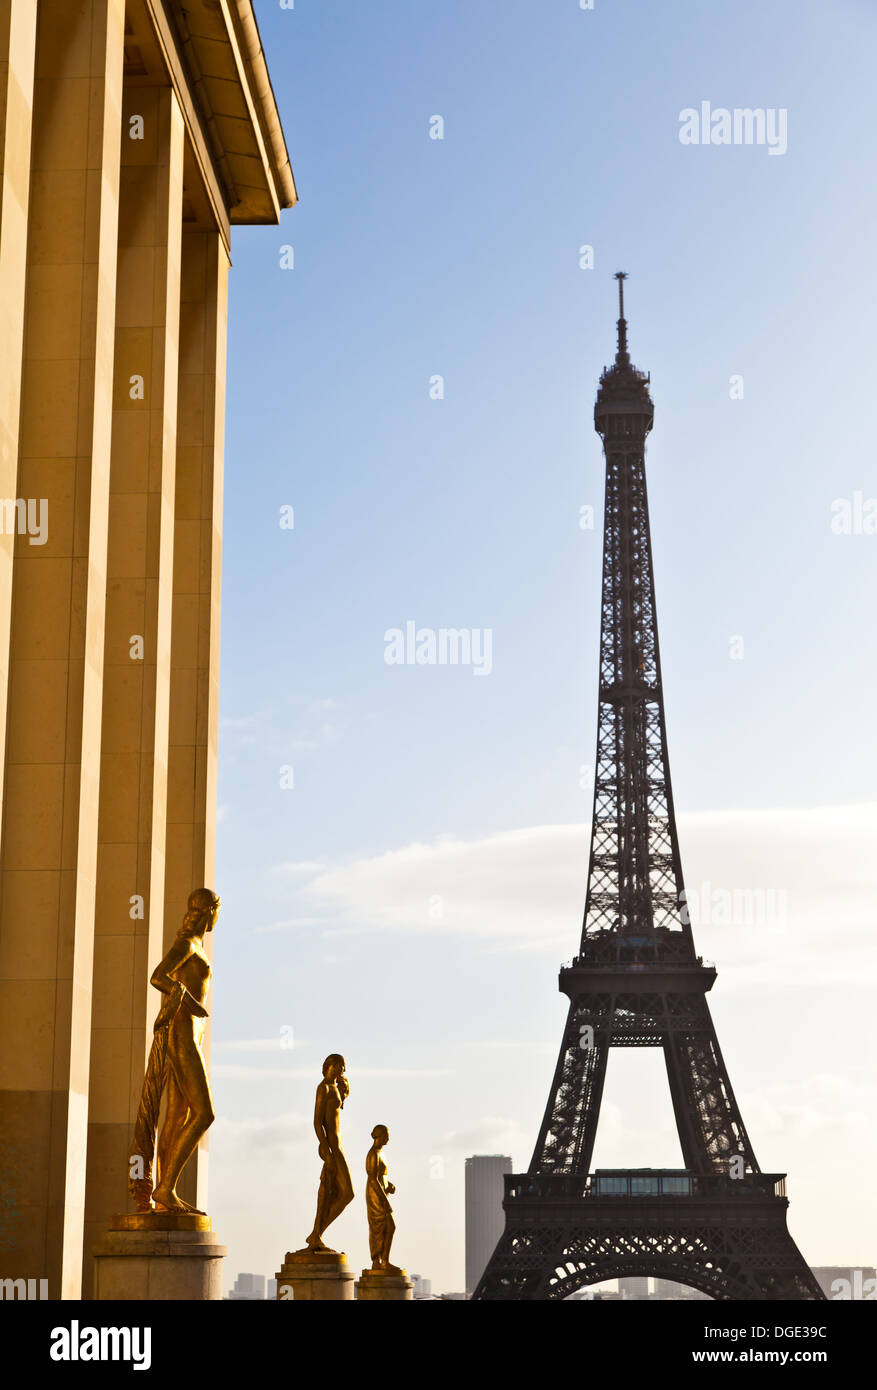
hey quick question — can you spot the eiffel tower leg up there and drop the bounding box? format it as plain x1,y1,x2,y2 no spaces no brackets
473,1223,555,1300
662,995,758,1172
528,999,609,1175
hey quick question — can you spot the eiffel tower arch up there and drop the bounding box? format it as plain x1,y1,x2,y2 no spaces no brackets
473,277,823,1302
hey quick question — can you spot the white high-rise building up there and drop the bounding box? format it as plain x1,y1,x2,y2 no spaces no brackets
619,1276,650,1299
465,1155,512,1297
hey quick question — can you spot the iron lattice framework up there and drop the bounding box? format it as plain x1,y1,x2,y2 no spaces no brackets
473,276,823,1301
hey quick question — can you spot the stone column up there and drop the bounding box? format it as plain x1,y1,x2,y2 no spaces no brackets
163,226,229,1213
83,82,184,1294
0,0,38,811
0,0,125,1300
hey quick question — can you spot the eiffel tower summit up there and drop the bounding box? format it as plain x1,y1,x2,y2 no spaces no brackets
474,276,824,1302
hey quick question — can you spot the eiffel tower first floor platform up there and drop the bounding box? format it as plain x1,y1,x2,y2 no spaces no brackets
472,1171,826,1301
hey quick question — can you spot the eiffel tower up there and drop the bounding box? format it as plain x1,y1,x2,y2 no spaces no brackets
473,276,824,1302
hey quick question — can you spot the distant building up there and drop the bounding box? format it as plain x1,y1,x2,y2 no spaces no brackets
567,1287,623,1300
438,1292,467,1300
267,1279,277,1300
410,1274,432,1299
228,1273,267,1300
465,1155,512,1296
619,1276,650,1299
811,1267,876,1300
652,1278,709,1300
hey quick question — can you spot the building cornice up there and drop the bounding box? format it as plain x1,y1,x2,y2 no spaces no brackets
228,0,298,211
147,0,296,233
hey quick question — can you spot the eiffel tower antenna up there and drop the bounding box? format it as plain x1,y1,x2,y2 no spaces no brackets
472,278,824,1302
614,270,629,363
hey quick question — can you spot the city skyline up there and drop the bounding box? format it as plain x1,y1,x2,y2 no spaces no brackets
221,1222,875,1301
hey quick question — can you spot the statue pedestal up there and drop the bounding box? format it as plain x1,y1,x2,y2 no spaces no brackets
355,1269,414,1301
276,1250,355,1301
93,1213,226,1301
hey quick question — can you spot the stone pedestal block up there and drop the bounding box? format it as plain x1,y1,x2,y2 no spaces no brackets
275,1250,355,1301
93,1214,226,1300
355,1269,414,1301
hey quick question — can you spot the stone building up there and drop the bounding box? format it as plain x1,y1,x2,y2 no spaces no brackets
0,0,295,1298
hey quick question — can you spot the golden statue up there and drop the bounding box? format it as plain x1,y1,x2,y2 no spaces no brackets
304,1054,354,1251
128,888,220,1214
365,1124,401,1273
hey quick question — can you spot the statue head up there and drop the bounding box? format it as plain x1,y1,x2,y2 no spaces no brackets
371,1124,389,1147
182,888,221,938
322,1054,348,1105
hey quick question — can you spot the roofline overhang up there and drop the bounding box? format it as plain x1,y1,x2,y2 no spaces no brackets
146,0,297,237
228,0,298,211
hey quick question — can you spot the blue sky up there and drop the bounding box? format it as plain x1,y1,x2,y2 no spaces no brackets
208,0,877,1293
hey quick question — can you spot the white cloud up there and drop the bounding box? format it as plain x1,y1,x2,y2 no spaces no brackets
211,1111,309,1157
218,697,347,761
437,1115,533,1163
279,807,877,991
219,713,263,732
214,1037,308,1054
300,825,586,945
746,1073,877,1145
253,916,322,934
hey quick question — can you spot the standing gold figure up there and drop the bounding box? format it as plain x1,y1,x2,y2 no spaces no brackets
128,888,220,1214
365,1125,401,1273
305,1054,354,1251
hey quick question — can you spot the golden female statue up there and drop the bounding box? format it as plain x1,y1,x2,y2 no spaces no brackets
305,1054,354,1251
128,888,220,1214
365,1124,401,1273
